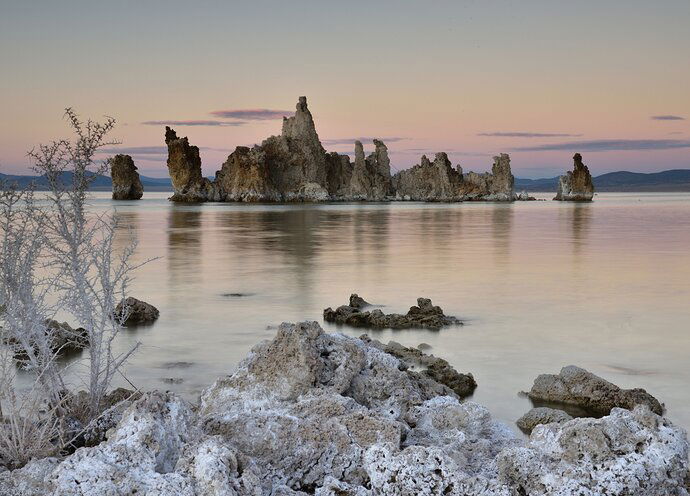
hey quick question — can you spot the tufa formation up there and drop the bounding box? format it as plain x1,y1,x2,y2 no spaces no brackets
554,153,595,201
110,154,143,200
163,97,522,203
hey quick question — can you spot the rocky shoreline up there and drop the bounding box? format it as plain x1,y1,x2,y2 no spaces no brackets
2,321,687,495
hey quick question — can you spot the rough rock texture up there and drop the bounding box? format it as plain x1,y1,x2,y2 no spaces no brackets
393,153,516,201
4,319,88,360
164,97,526,203
554,153,595,201
499,406,689,496
368,338,477,397
528,365,663,416
323,295,462,330
1,323,687,495
110,154,143,200
114,297,160,326
516,407,573,433
166,127,221,202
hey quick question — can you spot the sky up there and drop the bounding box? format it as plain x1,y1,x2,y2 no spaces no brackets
1,0,689,179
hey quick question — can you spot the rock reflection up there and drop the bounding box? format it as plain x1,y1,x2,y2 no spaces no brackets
167,206,203,286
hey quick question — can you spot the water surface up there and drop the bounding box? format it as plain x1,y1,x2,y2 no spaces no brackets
65,192,690,433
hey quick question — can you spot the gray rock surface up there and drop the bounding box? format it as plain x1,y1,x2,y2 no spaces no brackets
554,153,595,201
323,295,462,330
110,154,143,200
516,407,573,433
0,323,687,495
114,297,160,326
528,365,663,415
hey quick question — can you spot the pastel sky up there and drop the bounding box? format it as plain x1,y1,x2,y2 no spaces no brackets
1,0,689,178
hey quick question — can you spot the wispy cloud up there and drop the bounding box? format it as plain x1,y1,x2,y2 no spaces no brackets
401,148,489,157
477,132,582,138
322,137,407,146
651,115,685,121
210,109,291,120
142,120,245,127
513,139,690,152
100,146,167,155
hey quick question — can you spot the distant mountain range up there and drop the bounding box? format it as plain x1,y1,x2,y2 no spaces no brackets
3,169,690,193
515,169,690,192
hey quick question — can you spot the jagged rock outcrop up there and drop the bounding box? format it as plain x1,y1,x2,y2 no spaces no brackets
1,323,687,495
110,154,143,200
114,297,160,326
554,153,595,201
393,152,516,201
516,407,573,433
165,127,221,202
527,365,663,416
164,97,526,203
323,295,462,330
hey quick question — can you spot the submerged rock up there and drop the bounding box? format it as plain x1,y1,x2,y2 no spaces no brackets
110,154,143,200
323,295,462,330
114,297,160,326
1,323,687,495
554,153,595,201
527,365,663,416
516,407,573,433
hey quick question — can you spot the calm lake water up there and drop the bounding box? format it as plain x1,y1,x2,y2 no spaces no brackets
58,192,690,434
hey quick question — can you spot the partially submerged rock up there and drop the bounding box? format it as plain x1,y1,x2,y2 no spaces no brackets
516,407,573,433
4,319,88,360
528,365,663,416
370,339,477,397
324,295,462,330
114,297,159,326
1,323,687,495
110,154,143,200
554,153,595,201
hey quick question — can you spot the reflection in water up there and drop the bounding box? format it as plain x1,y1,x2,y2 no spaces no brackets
82,193,690,436
492,204,514,266
167,207,203,286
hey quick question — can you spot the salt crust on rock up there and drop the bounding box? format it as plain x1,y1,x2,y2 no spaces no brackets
1,322,687,495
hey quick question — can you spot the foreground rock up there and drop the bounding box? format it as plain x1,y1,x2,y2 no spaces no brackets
324,295,462,330
110,154,143,200
554,153,595,201
114,297,160,326
164,97,522,203
528,365,663,416
516,407,573,433
1,322,687,495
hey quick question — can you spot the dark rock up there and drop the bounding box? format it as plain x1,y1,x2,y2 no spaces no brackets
4,319,88,360
324,295,462,330
376,340,477,397
527,365,663,416
114,297,159,326
516,407,573,433
348,293,370,308
554,153,595,201
110,154,143,200
165,127,221,202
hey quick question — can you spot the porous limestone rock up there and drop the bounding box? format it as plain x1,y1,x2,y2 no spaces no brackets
554,153,595,201
110,154,143,200
498,406,689,495
324,295,462,330
516,407,573,433
528,365,663,416
348,140,392,200
1,323,687,495
114,297,160,326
